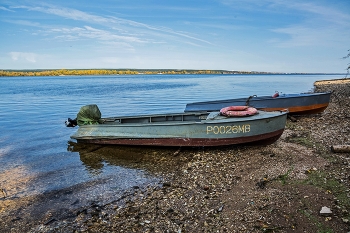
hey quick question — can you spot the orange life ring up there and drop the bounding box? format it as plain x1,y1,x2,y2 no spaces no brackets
220,106,258,117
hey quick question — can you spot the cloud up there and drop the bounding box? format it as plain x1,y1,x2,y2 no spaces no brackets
270,26,320,47
220,0,350,48
28,5,110,24
9,52,37,63
4,19,41,27
0,6,14,12
281,1,350,26
269,1,350,48
13,4,211,46
50,25,145,44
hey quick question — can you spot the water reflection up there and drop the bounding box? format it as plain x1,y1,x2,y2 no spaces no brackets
68,141,146,176
67,141,185,176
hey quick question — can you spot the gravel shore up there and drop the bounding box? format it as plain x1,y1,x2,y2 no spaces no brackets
2,78,350,233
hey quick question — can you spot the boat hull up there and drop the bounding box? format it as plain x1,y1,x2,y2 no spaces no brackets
71,111,287,147
75,129,284,146
184,92,331,115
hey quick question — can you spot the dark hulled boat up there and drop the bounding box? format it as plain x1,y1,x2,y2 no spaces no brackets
184,92,331,115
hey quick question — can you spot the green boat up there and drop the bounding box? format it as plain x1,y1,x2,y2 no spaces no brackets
68,105,287,147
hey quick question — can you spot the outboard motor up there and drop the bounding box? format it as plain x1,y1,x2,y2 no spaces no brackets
65,104,101,127
65,118,77,127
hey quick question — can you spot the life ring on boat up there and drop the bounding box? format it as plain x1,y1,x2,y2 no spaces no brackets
272,92,279,98
220,106,258,117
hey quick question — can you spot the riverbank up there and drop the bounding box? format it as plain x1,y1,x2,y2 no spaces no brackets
1,79,350,232
1,69,341,77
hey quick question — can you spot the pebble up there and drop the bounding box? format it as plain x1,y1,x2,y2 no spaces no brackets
320,206,332,216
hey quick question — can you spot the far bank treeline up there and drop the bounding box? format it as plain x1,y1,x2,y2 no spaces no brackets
0,69,271,77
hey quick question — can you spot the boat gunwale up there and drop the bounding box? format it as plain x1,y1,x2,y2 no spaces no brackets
185,92,332,106
78,111,288,127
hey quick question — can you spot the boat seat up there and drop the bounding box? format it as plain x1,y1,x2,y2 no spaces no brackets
206,112,224,120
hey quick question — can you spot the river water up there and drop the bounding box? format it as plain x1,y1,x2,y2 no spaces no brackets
0,74,343,218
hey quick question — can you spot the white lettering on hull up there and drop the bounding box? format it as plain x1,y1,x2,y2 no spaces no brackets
206,125,251,134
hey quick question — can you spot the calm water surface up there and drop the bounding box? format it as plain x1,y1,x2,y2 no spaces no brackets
0,74,343,208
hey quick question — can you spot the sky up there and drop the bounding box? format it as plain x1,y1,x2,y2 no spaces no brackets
1,0,349,73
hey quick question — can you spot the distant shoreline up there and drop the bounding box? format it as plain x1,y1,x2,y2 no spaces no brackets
314,78,350,85
0,69,346,77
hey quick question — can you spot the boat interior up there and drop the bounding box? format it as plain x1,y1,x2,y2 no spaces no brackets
99,111,214,124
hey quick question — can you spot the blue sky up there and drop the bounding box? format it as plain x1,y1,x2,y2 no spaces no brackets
1,0,349,73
